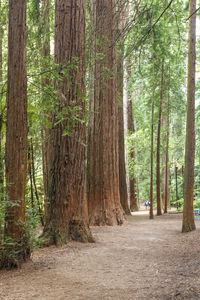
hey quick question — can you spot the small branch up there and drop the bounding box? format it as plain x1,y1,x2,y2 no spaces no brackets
186,6,200,21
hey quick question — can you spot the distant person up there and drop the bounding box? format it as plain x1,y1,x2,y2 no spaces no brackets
145,201,149,209
148,201,151,207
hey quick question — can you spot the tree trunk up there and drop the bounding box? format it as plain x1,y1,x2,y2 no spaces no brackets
28,145,34,210
182,0,196,233
156,59,164,216
30,139,44,226
0,0,4,244
3,0,29,267
126,61,139,212
41,0,51,221
149,56,155,219
43,0,93,245
164,89,170,213
87,0,124,225
117,5,130,215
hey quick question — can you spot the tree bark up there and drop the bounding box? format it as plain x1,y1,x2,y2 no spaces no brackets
3,0,29,267
156,59,164,216
30,139,44,226
28,145,34,210
43,0,93,245
164,88,170,213
149,55,155,219
126,61,139,212
117,5,130,215
182,0,196,233
87,0,124,225
41,0,51,221
0,0,4,244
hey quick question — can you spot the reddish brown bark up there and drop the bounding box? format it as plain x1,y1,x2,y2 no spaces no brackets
87,0,124,225
182,0,196,233
4,0,29,265
41,0,51,220
43,0,93,245
117,7,130,215
125,61,138,212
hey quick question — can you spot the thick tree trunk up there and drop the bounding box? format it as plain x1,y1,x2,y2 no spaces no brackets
3,0,29,267
156,60,164,216
117,7,130,215
182,0,196,233
43,0,93,245
87,0,124,225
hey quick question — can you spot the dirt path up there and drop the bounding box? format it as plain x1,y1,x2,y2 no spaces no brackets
1,211,200,300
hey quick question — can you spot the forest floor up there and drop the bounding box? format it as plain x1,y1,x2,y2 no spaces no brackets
1,208,200,300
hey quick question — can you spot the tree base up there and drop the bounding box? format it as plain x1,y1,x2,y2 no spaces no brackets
42,219,94,246
69,219,95,243
89,208,125,226
124,208,131,215
182,223,196,233
130,206,139,213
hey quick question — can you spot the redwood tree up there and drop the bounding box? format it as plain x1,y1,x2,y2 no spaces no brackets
43,0,93,245
87,0,124,225
41,0,51,220
182,0,196,233
117,4,130,215
3,0,29,267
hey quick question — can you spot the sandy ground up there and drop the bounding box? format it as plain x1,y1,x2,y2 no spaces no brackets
1,210,200,300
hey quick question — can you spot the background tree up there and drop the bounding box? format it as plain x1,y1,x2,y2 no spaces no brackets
117,2,130,215
182,0,196,233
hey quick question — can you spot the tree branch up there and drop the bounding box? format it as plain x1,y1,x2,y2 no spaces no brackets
186,6,200,21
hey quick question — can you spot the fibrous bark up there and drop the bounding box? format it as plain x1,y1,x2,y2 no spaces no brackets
117,4,130,215
43,0,93,245
41,0,51,221
3,0,29,268
87,0,124,225
125,60,139,212
182,0,196,233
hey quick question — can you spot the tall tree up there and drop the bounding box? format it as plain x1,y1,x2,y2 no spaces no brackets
87,0,124,225
41,0,51,220
125,58,139,212
182,0,196,233
149,54,155,220
3,0,29,267
0,0,3,244
117,3,130,215
156,59,164,216
163,82,170,213
43,0,93,245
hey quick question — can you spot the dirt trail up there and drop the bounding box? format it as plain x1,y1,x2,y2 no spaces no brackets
1,210,200,300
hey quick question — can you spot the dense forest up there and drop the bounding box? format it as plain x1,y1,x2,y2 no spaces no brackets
0,0,199,269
